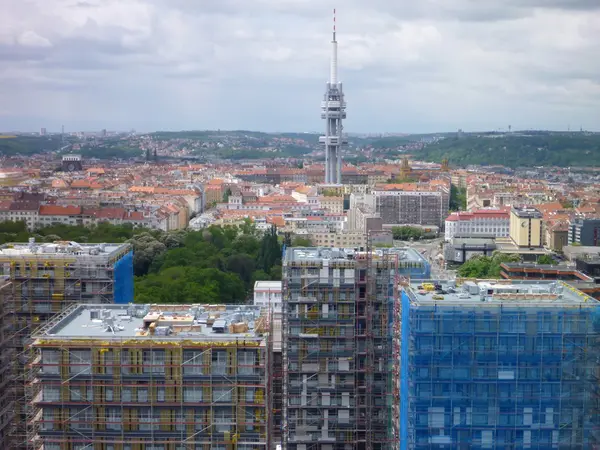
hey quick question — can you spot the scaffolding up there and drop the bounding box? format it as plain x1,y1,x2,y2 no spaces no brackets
399,281,600,450
0,242,133,450
282,246,399,450
0,278,15,450
26,303,271,450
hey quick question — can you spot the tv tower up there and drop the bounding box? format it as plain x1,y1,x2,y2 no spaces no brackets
320,8,347,184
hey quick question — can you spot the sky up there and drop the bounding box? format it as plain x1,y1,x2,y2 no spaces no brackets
1,0,599,134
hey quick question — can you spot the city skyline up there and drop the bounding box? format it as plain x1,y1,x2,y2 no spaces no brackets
1,0,599,133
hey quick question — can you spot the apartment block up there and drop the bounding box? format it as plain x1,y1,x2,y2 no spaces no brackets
282,247,398,449
253,281,283,313
398,279,600,449
444,209,510,241
370,188,450,228
0,240,133,448
29,304,272,450
568,218,600,246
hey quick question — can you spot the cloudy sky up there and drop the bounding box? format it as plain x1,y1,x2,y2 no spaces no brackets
1,0,599,133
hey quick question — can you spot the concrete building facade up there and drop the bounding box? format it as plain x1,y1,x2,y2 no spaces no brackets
282,247,398,449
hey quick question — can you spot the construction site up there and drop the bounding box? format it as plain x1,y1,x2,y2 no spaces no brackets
282,246,400,450
0,240,133,449
399,279,600,449
27,303,274,450
0,277,15,450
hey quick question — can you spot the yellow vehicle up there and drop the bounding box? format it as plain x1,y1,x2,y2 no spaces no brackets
422,283,435,291
432,294,444,300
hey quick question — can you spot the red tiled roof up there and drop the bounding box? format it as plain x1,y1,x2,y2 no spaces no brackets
39,205,82,216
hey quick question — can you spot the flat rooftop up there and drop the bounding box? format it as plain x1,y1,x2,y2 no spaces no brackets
512,206,542,219
36,304,269,341
285,246,427,264
406,279,599,307
0,241,129,258
254,281,282,291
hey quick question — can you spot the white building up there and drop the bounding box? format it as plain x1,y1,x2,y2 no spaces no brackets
253,281,282,313
445,208,510,241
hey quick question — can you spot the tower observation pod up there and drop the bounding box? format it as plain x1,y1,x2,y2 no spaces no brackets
320,8,347,185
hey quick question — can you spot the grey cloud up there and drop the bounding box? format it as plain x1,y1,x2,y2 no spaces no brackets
1,0,599,133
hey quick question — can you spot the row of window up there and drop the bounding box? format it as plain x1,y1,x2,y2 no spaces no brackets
42,386,263,403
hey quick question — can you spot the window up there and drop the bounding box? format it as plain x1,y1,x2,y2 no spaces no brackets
137,388,148,402
105,387,113,401
184,387,203,403
238,351,256,375
106,408,122,430
42,350,59,375
183,351,204,375
42,409,55,430
213,388,232,403
43,386,60,402
212,351,226,375
143,350,165,374
122,387,132,402
69,350,91,375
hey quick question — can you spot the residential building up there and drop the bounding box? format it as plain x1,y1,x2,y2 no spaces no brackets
444,209,510,241
0,241,133,448
568,218,600,246
371,185,450,228
398,279,600,449
282,247,398,449
254,280,282,313
29,304,272,450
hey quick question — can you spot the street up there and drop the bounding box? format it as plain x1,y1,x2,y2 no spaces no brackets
394,237,455,280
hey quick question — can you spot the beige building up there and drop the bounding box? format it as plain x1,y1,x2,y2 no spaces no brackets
509,206,543,248
318,196,344,214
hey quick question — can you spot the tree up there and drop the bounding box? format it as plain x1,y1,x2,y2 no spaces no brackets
537,254,557,265
392,226,423,241
291,237,312,247
257,225,281,272
223,188,232,202
449,185,467,211
127,232,167,276
458,252,521,278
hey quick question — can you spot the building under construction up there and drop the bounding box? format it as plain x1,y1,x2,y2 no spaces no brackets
0,240,133,449
282,247,399,449
0,277,15,450
28,303,273,450
399,279,600,449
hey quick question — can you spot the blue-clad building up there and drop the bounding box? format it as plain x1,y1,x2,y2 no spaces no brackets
393,247,431,280
398,280,600,450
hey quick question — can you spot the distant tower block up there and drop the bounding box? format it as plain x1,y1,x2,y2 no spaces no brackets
319,8,347,184
62,154,83,172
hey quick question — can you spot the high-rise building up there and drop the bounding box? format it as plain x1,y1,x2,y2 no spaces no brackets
28,303,272,450
319,9,347,185
509,206,543,248
398,279,600,449
369,186,451,229
282,247,398,449
0,241,133,449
